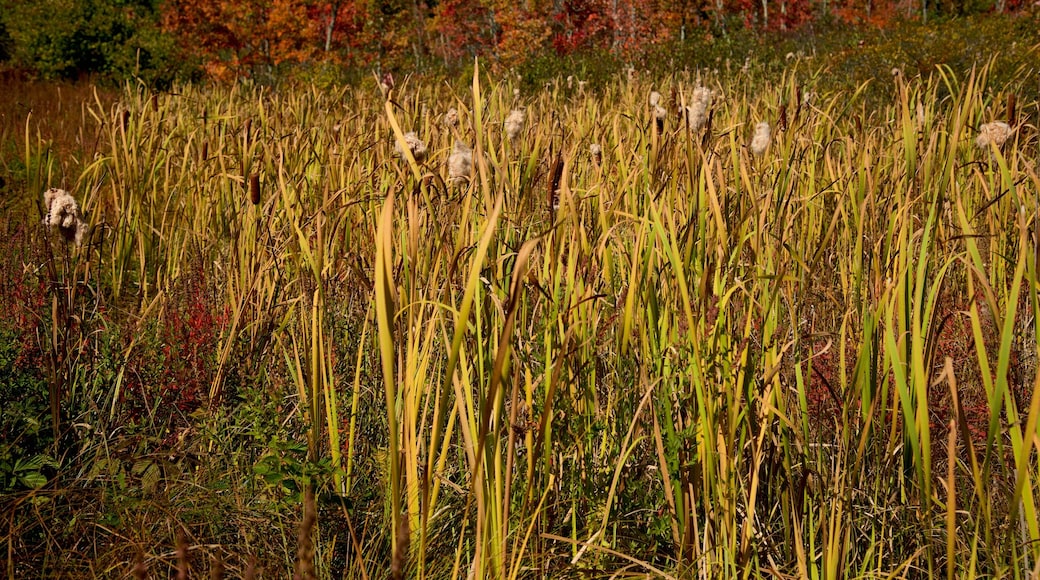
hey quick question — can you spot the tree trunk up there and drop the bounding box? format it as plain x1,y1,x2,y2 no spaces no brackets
324,0,342,52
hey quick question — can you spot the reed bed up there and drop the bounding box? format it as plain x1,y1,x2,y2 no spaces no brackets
4,59,1040,578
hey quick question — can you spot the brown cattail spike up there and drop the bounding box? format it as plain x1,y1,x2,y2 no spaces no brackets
249,174,261,205
243,118,252,146
548,154,564,211
201,142,208,160
132,550,147,580
778,104,787,132
210,553,225,580
293,486,317,580
243,555,258,580
176,529,189,580
390,512,410,580
794,85,802,124
1007,93,1017,127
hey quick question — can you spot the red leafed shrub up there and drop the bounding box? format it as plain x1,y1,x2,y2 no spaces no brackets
0,222,48,369
122,260,229,427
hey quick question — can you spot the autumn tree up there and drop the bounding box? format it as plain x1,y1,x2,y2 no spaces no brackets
162,0,325,78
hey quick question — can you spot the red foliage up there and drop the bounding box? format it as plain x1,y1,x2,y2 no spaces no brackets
122,262,229,423
0,223,48,369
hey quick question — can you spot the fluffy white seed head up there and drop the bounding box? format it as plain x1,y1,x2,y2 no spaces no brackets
750,122,771,156
649,91,662,107
395,131,427,162
976,121,1011,149
590,143,602,165
448,141,473,184
653,105,667,121
684,87,713,132
505,109,525,141
443,108,459,128
42,188,87,245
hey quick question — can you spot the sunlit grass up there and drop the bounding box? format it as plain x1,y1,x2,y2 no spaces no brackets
3,57,1040,578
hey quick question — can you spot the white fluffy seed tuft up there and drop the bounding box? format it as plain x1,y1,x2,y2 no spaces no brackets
750,122,771,156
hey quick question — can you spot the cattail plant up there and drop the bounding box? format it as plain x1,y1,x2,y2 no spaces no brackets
653,105,666,132
249,173,261,205
448,140,473,184
505,108,525,142
394,131,427,162
42,188,87,246
976,121,1011,149
548,153,563,210
443,108,459,128
590,143,602,167
293,486,317,580
390,512,410,580
649,91,662,107
379,71,394,97
750,121,771,156
684,87,713,132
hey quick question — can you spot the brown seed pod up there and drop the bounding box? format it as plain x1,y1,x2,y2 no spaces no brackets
794,85,802,124
249,173,261,205
548,154,563,210
1007,93,1017,127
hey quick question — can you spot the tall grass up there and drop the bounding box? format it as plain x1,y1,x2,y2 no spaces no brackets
4,55,1040,577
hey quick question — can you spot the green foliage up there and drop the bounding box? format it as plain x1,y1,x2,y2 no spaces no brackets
0,328,54,491
0,0,195,86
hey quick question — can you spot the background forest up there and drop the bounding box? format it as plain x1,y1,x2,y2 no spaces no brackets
0,0,1038,87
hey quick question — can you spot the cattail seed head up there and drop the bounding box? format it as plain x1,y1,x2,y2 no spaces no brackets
1007,93,1017,127
649,91,662,107
42,188,87,246
590,143,602,166
390,512,410,580
505,109,525,141
684,87,713,132
443,108,458,128
548,154,563,210
976,121,1011,149
448,141,473,184
750,121,771,156
395,131,427,163
249,173,261,205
